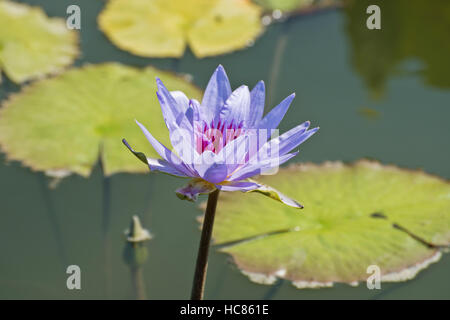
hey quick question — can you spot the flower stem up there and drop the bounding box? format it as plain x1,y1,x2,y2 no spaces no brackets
131,266,147,300
99,154,112,298
191,189,220,300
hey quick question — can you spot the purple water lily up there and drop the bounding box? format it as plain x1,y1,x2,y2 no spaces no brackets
123,65,318,207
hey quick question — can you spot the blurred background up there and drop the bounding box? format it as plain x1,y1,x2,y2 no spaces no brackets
0,0,449,299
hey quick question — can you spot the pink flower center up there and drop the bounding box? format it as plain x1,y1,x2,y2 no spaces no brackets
195,119,244,154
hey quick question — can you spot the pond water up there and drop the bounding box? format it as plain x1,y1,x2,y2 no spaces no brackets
0,0,449,299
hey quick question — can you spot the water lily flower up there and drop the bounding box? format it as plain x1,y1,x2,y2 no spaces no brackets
123,65,318,208
123,65,319,300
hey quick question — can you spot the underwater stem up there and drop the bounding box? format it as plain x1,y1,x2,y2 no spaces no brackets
191,189,220,300
99,156,112,298
131,266,147,300
38,174,68,268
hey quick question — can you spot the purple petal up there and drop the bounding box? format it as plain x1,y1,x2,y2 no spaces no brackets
174,109,193,132
156,91,176,130
168,129,199,174
219,85,251,124
202,163,229,184
185,105,194,124
248,81,265,127
156,83,193,133
191,150,222,178
146,158,188,177
256,121,315,159
277,126,319,156
215,181,260,192
135,120,193,176
176,179,216,202
170,91,189,111
217,135,249,173
190,99,201,123
201,65,232,121
229,152,298,181
258,93,295,139
156,78,181,121
122,139,187,177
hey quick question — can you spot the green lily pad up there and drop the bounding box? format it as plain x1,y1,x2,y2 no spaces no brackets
254,0,313,12
211,161,450,288
98,0,263,58
0,63,202,177
254,0,340,14
0,0,78,83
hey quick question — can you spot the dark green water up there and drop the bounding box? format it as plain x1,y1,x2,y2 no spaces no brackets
0,0,449,299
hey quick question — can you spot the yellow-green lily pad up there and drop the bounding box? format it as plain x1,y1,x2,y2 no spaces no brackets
254,0,312,12
0,63,202,177
0,0,79,83
211,161,450,288
98,0,263,58
254,0,340,14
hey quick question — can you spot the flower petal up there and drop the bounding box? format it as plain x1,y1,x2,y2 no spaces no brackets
122,139,187,177
170,90,190,112
191,150,222,177
191,149,229,183
277,126,319,156
174,109,193,132
229,152,298,181
156,80,194,132
256,121,318,159
156,78,181,121
215,181,260,192
247,179,303,208
248,81,265,127
203,163,229,183
135,120,193,176
258,93,295,139
201,65,232,121
219,85,251,124
176,178,216,202
168,126,197,167
217,134,249,174
190,99,201,122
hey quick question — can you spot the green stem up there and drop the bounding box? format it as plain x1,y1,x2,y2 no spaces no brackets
190,189,220,300
131,266,147,300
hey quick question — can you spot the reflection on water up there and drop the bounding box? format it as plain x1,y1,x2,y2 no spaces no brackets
345,0,450,99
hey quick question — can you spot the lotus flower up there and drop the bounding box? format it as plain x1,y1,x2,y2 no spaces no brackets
123,65,318,208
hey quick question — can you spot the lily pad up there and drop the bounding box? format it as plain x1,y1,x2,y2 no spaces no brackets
254,0,341,14
254,0,312,12
98,0,263,58
0,63,202,177
0,0,78,83
211,160,450,288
